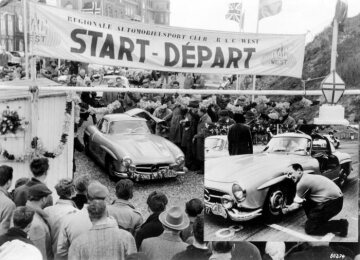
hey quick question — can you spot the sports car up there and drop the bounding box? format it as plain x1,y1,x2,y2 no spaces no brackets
204,132,352,222
83,113,185,181
205,135,229,159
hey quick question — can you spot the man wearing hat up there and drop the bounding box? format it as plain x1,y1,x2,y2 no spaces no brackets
180,100,200,170
228,113,253,155
26,183,53,260
153,104,172,138
44,179,78,259
140,206,189,260
14,158,53,207
57,181,117,258
193,106,212,174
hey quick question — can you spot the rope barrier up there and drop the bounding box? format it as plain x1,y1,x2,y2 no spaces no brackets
0,85,359,96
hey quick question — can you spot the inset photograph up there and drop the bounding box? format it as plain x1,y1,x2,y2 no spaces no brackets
204,121,359,242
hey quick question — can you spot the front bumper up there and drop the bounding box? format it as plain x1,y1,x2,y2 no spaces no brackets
204,201,262,222
113,169,185,181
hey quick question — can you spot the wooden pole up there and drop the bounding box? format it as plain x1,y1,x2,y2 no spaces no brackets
22,0,29,79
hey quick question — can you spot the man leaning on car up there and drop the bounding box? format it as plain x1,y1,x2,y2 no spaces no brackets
283,163,348,237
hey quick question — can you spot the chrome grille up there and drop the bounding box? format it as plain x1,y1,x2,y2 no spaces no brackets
204,188,230,204
135,164,170,174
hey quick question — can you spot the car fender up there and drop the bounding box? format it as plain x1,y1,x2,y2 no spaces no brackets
100,145,118,161
257,170,314,190
257,175,289,190
334,151,352,165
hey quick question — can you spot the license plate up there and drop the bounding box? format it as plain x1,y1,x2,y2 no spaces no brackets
212,203,227,219
158,169,177,178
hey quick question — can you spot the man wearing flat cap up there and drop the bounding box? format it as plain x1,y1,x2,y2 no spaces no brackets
140,206,189,260
57,181,117,258
180,100,200,171
26,183,53,260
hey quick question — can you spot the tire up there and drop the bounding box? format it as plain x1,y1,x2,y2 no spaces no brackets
262,181,295,223
83,137,91,157
337,163,350,188
335,142,340,149
105,156,119,182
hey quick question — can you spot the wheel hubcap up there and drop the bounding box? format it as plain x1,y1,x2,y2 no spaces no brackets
269,190,285,212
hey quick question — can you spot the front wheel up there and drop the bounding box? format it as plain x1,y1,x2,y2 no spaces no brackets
335,141,340,149
106,157,120,182
337,163,350,188
262,182,295,223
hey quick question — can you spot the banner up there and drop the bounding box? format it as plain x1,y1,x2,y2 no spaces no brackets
29,2,305,78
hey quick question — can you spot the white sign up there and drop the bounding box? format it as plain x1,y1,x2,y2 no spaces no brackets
29,2,305,78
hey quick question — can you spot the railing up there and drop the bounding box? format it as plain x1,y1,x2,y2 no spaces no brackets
1,85,360,96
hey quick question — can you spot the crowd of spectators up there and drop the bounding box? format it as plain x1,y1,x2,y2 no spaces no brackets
0,160,359,260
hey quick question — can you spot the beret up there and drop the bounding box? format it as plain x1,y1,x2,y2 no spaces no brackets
28,184,52,200
87,181,109,200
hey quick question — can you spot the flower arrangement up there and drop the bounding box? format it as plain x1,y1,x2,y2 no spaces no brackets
88,100,122,115
226,103,243,114
0,93,74,161
138,99,161,110
0,106,28,135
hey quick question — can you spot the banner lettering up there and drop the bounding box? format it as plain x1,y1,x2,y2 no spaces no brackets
29,2,305,78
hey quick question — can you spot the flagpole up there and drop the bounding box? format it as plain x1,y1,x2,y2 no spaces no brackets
252,14,260,102
330,18,338,73
22,0,29,79
237,16,243,91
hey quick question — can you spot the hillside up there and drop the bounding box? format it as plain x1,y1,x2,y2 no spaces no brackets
247,13,360,123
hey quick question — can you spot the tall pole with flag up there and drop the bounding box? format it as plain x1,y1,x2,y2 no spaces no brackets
253,0,282,101
225,2,245,91
22,0,29,79
331,0,347,73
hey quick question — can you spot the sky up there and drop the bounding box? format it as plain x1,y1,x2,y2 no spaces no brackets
170,0,360,42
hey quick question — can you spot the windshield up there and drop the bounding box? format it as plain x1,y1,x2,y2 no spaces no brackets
264,137,310,154
205,138,225,151
108,120,150,134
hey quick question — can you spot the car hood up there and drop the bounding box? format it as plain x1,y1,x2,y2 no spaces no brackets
107,134,178,164
206,153,309,185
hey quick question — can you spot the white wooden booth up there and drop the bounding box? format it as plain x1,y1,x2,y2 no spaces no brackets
0,78,74,197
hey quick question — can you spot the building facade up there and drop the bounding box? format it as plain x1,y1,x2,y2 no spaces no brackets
0,0,170,52
0,1,24,52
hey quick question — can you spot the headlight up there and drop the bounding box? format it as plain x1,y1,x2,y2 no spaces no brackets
221,195,234,209
122,156,132,167
232,183,246,202
175,155,184,165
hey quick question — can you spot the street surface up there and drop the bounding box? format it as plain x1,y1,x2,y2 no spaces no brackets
204,140,359,242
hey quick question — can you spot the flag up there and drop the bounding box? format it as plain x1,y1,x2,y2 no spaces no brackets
82,1,101,15
225,2,242,23
225,2,245,30
0,0,14,8
258,0,282,20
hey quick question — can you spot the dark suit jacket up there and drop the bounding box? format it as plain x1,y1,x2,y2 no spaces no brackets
0,227,34,246
227,123,253,155
13,178,53,207
135,212,164,250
